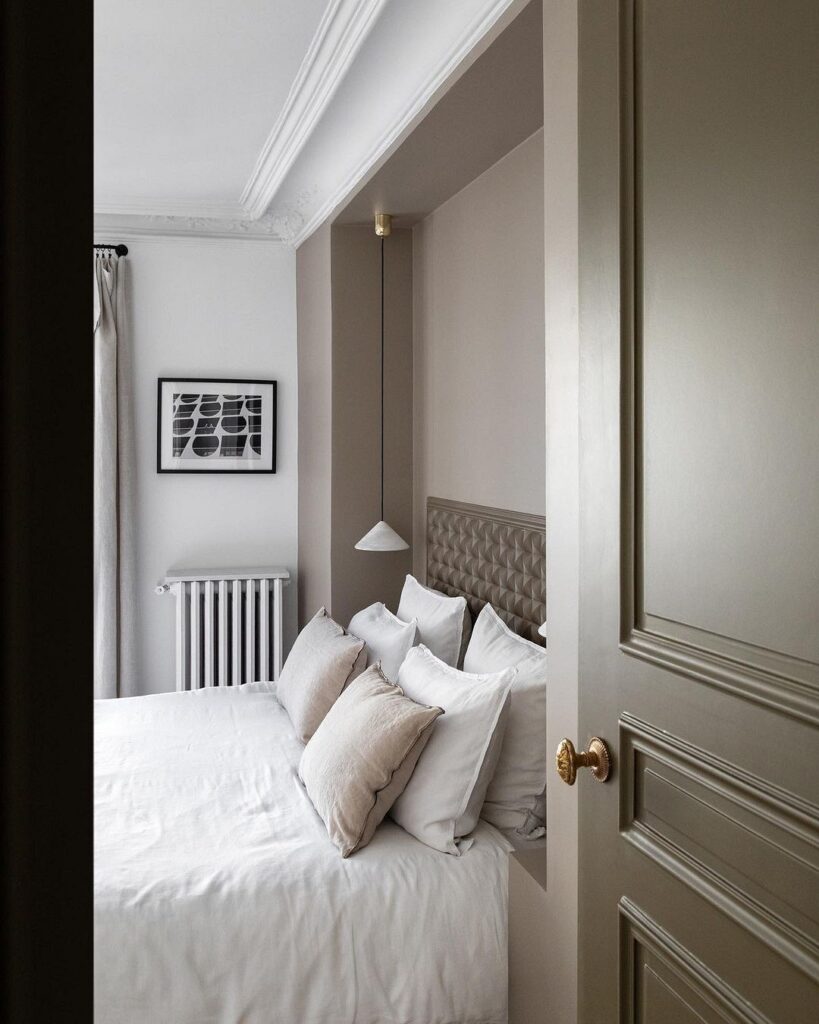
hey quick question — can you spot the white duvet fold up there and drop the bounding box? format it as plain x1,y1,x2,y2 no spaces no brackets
94,684,510,1024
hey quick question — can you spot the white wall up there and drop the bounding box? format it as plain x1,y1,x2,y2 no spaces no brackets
122,238,298,695
412,129,545,575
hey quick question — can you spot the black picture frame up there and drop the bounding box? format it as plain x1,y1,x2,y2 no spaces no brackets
156,377,277,473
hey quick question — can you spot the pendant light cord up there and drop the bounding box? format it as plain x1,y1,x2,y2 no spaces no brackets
380,235,385,523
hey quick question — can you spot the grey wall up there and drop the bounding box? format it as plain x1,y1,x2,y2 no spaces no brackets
412,129,545,575
338,0,543,230
297,223,333,625
295,5,544,627
330,225,414,626
122,237,299,694
296,224,413,629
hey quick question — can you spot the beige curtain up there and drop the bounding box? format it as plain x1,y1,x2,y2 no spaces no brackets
94,254,137,698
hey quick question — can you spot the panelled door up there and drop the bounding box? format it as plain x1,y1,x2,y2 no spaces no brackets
574,1,819,1021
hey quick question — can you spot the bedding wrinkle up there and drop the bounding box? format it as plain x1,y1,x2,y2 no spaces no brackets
95,686,511,1024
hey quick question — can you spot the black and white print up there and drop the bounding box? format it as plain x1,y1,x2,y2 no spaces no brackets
157,378,276,473
171,392,263,460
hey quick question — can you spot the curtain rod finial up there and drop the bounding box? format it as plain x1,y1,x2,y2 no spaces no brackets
93,243,128,257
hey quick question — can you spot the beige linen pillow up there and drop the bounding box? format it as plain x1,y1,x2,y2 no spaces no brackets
277,607,365,742
299,664,443,858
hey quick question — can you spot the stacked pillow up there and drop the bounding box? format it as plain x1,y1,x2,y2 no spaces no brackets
279,595,546,857
395,574,471,667
347,602,417,682
299,664,443,858
389,645,514,854
276,607,365,743
463,603,548,835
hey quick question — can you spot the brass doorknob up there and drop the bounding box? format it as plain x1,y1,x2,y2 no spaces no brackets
555,736,611,785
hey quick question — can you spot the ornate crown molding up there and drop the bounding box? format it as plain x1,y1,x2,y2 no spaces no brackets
92,197,248,220
94,0,523,246
285,0,523,247
240,0,388,221
94,187,318,245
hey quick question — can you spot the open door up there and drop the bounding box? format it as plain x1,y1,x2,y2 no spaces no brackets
573,1,819,1020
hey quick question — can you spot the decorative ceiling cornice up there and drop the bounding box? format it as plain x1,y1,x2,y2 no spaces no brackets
94,0,524,245
285,0,524,248
240,0,388,221
93,187,318,245
92,197,248,220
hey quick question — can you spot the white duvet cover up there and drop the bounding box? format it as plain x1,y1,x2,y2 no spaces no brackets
95,684,511,1024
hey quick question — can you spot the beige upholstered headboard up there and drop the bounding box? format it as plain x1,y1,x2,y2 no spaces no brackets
426,497,546,646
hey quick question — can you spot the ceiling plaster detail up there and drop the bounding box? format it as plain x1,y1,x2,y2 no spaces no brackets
285,0,525,247
95,0,523,245
92,197,249,220
240,0,387,221
94,188,318,244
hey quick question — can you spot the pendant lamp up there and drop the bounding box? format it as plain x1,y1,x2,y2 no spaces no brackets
355,214,409,552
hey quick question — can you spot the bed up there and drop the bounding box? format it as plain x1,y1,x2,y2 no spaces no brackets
95,684,511,1024
94,497,546,1024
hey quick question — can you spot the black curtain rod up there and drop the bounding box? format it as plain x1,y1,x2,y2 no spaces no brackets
93,243,128,256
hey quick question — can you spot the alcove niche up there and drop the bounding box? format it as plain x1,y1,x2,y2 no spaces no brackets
297,0,544,627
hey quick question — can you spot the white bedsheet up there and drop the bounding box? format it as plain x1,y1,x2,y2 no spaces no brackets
95,684,512,1024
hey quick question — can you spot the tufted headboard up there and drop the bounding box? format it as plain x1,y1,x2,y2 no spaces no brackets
426,497,546,646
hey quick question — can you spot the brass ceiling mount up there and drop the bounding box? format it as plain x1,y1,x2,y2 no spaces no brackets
374,212,392,237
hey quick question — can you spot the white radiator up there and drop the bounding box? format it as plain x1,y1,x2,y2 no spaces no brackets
156,567,289,691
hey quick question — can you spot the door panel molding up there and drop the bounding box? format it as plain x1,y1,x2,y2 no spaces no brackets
580,0,819,1016
620,714,819,982
624,628,819,726
640,615,818,692
620,898,769,1024
616,0,819,725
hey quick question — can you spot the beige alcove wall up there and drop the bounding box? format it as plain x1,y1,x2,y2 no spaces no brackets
296,0,544,628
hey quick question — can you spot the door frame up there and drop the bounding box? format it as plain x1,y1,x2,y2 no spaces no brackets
543,1,582,1021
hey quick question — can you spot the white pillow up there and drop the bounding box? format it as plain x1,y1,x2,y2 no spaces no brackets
348,602,418,682
389,645,514,855
396,574,470,668
464,603,548,834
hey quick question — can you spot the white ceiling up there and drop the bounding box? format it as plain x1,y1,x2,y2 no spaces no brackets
94,0,330,213
94,0,529,245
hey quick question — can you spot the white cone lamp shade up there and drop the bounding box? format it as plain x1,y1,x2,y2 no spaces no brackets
355,520,409,552
355,213,409,553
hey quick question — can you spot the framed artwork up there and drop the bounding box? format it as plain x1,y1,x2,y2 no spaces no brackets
157,378,277,473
